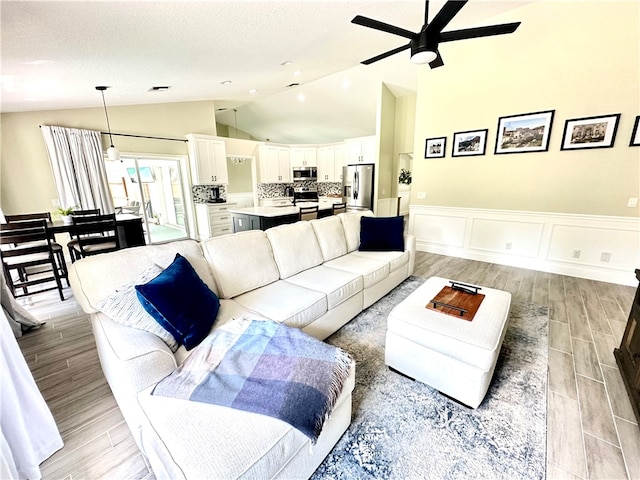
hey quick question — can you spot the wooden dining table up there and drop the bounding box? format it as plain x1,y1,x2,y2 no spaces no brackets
48,213,146,249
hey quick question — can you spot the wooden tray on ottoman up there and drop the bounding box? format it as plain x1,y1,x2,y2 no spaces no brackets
426,281,485,321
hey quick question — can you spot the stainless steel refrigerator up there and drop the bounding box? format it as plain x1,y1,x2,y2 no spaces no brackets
342,164,375,211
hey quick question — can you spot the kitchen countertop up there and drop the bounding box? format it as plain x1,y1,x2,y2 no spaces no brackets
229,202,332,218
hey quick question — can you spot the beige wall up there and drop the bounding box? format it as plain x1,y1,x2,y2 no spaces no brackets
1,100,217,214
411,0,640,217
377,83,397,200
392,93,417,198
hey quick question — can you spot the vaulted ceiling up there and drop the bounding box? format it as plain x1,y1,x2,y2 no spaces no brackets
1,1,529,143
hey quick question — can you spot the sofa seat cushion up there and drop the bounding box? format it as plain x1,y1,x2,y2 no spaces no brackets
266,221,325,279
350,249,410,274
233,280,327,328
324,254,389,289
284,266,363,309
137,364,355,479
310,216,348,261
201,230,280,299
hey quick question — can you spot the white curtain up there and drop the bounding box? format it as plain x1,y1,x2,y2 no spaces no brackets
41,126,114,214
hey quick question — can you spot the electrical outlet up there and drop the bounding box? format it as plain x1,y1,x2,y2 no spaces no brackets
628,197,638,208
51,199,60,207
505,242,512,250
572,250,581,259
600,252,611,263
417,192,427,200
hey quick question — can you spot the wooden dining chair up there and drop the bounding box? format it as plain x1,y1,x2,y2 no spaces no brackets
4,212,69,286
331,202,347,215
0,219,65,301
66,209,101,262
70,213,120,262
298,206,319,222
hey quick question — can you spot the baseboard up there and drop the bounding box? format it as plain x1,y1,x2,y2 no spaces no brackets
409,205,640,286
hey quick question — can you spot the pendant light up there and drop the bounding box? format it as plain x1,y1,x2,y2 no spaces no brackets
95,86,120,161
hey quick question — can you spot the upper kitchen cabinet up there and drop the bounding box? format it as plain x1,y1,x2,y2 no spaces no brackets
258,145,291,183
345,136,376,164
290,146,317,167
317,144,347,182
186,134,229,185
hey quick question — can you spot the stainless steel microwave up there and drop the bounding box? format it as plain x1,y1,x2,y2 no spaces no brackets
292,166,317,182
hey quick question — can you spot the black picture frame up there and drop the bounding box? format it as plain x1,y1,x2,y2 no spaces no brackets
560,113,621,150
630,116,640,147
425,137,446,158
494,110,555,155
452,129,488,157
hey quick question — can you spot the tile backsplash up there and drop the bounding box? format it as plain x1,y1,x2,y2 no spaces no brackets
192,182,342,202
192,185,227,203
257,182,342,199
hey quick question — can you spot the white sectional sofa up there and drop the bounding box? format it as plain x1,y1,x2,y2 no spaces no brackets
69,211,415,479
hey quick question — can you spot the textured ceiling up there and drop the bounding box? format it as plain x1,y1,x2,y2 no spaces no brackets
1,0,529,143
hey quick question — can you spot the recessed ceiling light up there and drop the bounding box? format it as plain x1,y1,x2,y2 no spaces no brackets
249,89,257,94
221,80,232,85
293,70,302,76
297,93,305,102
281,61,293,66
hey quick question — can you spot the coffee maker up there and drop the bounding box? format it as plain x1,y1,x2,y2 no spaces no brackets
208,186,223,203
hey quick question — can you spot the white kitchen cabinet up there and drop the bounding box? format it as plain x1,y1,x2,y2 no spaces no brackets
345,136,376,164
258,145,291,183
195,203,235,240
317,144,347,182
290,146,317,167
186,134,229,185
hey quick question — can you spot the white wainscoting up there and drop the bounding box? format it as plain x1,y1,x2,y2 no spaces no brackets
409,205,640,286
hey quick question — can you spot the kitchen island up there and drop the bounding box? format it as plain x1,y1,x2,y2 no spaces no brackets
229,202,334,232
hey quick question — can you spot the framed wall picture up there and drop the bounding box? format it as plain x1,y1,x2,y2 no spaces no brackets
630,116,640,147
560,113,621,150
495,110,555,154
452,129,488,157
425,137,446,158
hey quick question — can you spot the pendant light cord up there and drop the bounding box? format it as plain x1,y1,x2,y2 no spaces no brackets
99,89,115,147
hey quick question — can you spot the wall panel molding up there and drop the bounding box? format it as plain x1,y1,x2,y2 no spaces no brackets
409,206,640,286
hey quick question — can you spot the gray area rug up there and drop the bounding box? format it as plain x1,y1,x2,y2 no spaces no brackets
313,276,548,480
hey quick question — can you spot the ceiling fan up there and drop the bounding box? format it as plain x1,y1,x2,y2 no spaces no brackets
352,0,521,68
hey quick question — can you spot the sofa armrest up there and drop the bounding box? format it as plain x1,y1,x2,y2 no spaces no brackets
92,312,177,448
404,234,416,276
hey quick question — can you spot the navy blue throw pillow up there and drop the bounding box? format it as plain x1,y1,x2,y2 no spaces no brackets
359,216,405,252
135,253,220,350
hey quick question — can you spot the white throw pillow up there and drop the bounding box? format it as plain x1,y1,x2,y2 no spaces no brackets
96,264,179,352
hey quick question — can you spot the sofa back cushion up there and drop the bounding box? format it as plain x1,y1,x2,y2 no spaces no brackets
310,216,348,261
201,230,280,298
265,221,324,279
338,210,375,252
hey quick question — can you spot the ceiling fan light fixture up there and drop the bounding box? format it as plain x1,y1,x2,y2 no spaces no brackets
410,50,438,64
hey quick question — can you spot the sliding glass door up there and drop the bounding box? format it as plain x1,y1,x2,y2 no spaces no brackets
105,156,190,244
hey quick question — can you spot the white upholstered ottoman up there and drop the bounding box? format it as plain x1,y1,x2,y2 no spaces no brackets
385,277,511,408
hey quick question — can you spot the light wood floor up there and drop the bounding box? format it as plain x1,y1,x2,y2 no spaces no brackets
15,251,640,479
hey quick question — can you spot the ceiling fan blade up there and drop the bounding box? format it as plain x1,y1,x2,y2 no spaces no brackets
428,0,468,33
352,15,415,40
361,43,411,65
429,50,445,69
439,22,521,42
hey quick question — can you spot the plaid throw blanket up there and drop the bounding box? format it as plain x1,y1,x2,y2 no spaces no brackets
152,318,352,442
